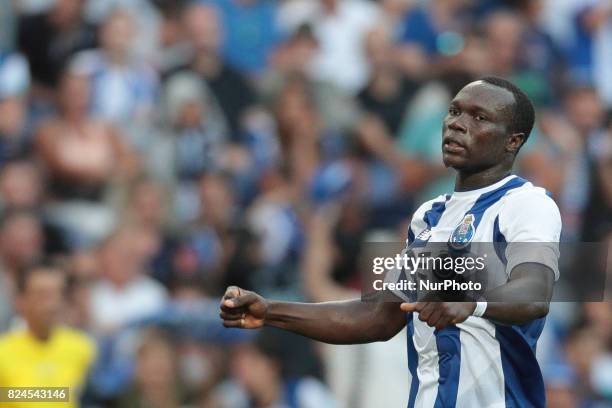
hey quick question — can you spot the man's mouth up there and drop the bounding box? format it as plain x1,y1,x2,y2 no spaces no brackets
443,139,466,153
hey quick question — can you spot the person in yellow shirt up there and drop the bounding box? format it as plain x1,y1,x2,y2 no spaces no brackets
0,261,97,407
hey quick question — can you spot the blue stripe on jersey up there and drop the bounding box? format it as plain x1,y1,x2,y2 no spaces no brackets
407,319,419,408
467,176,527,229
413,195,451,246
495,322,546,408
433,326,461,408
493,215,507,264
424,195,451,229
407,195,451,408
407,226,415,245
517,318,546,353
430,176,527,406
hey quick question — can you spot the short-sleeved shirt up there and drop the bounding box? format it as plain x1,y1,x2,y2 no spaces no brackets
0,327,97,408
393,175,562,408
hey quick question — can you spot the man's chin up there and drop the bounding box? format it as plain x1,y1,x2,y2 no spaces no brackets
442,155,467,170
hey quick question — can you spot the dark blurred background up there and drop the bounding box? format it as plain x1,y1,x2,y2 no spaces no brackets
0,0,611,407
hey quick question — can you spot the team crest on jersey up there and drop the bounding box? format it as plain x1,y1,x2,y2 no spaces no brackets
449,214,475,249
416,228,431,241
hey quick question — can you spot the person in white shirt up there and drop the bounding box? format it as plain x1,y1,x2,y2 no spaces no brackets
220,77,561,407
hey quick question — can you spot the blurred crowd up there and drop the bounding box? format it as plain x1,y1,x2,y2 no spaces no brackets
0,0,611,407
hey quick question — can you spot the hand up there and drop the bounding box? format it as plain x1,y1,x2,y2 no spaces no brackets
400,302,476,331
220,286,269,329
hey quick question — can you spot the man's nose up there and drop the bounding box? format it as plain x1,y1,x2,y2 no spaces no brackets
447,116,467,133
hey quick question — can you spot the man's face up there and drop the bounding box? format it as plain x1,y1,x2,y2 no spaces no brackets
18,269,66,334
183,5,222,54
0,214,43,266
442,81,516,171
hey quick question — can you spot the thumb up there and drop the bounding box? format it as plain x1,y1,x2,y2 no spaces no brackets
400,302,419,313
223,286,241,300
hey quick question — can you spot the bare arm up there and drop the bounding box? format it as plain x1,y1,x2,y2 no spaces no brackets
479,262,554,325
220,287,407,344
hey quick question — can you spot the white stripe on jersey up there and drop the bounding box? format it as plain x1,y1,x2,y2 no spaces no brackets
413,316,439,407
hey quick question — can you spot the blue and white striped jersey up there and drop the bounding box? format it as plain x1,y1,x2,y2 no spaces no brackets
401,175,562,408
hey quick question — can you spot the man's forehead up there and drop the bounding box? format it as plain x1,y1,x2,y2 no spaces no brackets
27,269,65,288
452,81,515,113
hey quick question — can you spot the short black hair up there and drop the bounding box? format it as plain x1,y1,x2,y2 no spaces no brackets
479,76,535,145
16,259,65,294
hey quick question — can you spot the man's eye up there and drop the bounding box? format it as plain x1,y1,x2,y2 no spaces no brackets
475,114,486,121
449,108,459,116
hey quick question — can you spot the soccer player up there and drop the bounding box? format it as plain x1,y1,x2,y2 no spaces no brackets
220,77,561,407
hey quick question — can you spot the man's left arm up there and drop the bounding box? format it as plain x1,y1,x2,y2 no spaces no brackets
401,262,555,329
478,262,554,324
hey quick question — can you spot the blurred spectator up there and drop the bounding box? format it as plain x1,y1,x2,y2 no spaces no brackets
115,330,187,408
219,329,335,408
538,85,605,240
357,25,419,137
582,116,612,241
0,160,43,211
0,50,31,164
377,0,416,40
544,362,579,408
247,167,303,295
89,226,167,334
279,0,381,94
513,0,565,106
64,250,98,330
150,0,192,72
0,261,96,408
397,0,471,79
83,0,161,63
482,9,562,106
36,70,138,246
174,2,257,139
120,179,181,287
204,0,284,76
17,0,97,98
155,72,228,182
263,26,360,136
69,8,159,134
0,210,44,280
273,77,322,189
168,173,240,293
0,211,44,331
567,0,612,109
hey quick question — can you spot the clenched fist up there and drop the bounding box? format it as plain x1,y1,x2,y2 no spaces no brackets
219,286,269,329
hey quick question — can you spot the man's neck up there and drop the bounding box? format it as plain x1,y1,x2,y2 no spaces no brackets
454,167,512,192
28,325,54,343
193,53,221,78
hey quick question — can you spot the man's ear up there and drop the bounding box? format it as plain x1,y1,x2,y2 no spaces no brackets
507,132,525,154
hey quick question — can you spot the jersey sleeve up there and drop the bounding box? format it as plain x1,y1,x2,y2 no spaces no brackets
498,189,562,279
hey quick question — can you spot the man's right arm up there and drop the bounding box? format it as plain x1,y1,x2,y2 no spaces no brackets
220,286,407,345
